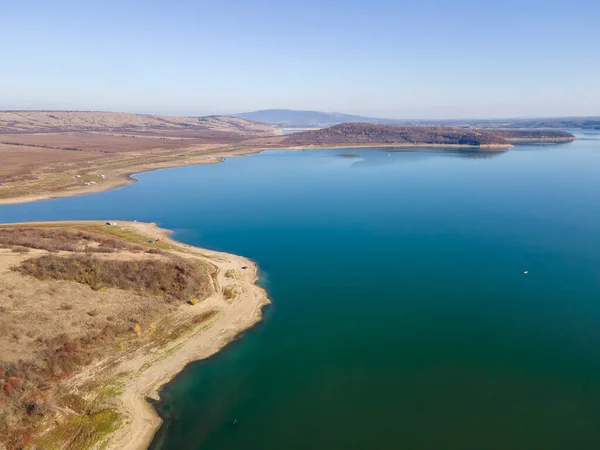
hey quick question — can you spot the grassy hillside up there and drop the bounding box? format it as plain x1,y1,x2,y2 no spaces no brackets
0,111,279,135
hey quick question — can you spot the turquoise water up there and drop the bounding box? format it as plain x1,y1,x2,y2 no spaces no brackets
2,136,600,449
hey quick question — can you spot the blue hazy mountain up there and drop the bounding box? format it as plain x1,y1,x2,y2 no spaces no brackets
231,109,600,130
231,109,407,127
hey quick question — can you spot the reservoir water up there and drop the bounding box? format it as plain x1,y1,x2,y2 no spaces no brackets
1,134,600,449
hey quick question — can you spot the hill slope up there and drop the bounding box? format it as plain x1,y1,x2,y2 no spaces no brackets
232,109,405,127
0,111,279,135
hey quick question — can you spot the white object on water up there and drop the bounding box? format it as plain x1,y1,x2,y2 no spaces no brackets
523,270,529,275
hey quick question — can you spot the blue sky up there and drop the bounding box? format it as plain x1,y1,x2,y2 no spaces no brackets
2,0,599,118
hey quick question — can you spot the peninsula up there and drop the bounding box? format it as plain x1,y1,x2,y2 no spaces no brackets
0,221,269,449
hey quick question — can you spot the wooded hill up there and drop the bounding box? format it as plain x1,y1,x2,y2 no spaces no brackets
281,124,575,147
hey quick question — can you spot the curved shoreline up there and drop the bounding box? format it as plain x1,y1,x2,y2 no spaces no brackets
0,146,266,206
0,143,514,206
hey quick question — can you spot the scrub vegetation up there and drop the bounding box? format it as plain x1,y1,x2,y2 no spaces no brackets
14,255,209,302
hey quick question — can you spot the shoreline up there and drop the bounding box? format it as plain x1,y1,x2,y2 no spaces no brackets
1,220,271,450
0,142,513,206
278,142,514,150
86,222,271,450
0,145,267,205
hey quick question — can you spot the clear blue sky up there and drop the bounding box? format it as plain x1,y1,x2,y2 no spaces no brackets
2,0,599,118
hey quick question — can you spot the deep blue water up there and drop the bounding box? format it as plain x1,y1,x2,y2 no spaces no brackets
2,135,600,449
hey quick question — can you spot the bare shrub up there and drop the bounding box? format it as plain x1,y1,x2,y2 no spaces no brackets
222,286,238,300
11,246,30,253
14,254,211,302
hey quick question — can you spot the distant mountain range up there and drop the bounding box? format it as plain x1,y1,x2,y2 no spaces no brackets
232,109,600,130
3,110,597,134
231,109,406,127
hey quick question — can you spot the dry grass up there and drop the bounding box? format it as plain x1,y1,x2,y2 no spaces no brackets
0,132,239,154
0,143,99,180
0,111,279,135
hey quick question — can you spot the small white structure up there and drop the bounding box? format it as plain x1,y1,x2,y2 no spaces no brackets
106,222,117,226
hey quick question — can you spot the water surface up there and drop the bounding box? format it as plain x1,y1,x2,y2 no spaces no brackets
2,137,600,450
